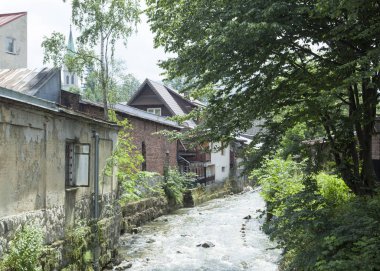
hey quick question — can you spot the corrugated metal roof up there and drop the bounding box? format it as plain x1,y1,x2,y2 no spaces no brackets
0,12,26,27
0,68,57,95
115,103,181,129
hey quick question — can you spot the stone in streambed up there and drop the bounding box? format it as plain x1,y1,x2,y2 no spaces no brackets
197,241,215,248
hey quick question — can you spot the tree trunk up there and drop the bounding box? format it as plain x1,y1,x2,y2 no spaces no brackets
100,32,109,120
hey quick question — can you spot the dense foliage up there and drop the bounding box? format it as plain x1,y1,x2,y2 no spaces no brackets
0,225,44,271
252,157,380,271
163,168,195,205
146,0,380,194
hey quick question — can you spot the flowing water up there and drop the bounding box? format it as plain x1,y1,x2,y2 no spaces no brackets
117,189,281,271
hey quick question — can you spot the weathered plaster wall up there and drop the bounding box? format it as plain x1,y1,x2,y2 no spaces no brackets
0,99,119,265
0,15,27,69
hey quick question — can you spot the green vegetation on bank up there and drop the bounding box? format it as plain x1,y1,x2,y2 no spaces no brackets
252,156,380,271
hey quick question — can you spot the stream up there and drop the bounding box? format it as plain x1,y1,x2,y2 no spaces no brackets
116,188,281,271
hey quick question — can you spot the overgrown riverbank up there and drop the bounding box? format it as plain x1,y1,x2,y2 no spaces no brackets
252,157,380,271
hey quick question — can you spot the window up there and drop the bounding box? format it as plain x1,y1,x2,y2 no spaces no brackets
66,75,70,85
147,108,161,116
222,166,225,173
65,142,90,187
5,37,15,54
141,141,147,171
71,75,75,84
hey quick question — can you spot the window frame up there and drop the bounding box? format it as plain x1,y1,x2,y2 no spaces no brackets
147,108,162,116
65,141,91,187
5,37,16,54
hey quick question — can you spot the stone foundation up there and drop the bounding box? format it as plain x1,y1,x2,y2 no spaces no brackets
183,178,244,207
120,196,169,233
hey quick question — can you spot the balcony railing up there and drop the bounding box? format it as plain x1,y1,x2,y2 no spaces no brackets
195,175,215,186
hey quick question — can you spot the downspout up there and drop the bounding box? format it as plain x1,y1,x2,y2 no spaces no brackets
92,131,100,271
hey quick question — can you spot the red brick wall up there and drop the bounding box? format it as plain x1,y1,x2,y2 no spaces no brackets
127,116,178,175
61,96,178,175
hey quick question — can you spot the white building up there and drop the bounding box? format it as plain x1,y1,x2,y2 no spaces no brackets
0,12,27,69
211,142,231,182
61,27,81,91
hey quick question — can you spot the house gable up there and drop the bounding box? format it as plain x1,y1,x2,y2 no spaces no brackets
128,83,172,116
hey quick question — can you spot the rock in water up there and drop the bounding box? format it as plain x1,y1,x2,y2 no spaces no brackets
197,241,215,248
114,261,132,270
243,215,251,220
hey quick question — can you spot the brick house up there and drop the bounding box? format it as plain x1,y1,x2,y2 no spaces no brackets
61,91,180,175
128,79,232,183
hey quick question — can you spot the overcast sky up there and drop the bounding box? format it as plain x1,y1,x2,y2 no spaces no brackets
0,0,168,82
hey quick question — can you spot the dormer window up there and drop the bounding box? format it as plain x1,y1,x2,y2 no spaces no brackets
6,37,16,54
147,108,161,116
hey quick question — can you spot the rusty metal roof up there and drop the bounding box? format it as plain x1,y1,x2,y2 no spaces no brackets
0,68,57,96
0,12,26,27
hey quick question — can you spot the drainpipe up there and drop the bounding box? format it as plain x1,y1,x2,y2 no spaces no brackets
92,131,100,271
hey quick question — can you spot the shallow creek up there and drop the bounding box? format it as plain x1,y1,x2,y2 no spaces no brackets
117,189,281,271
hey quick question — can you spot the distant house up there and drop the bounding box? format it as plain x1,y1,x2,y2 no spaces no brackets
0,12,27,69
61,91,181,175
128,79,231,183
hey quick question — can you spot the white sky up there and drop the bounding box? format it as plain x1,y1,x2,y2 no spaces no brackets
0,0,168,82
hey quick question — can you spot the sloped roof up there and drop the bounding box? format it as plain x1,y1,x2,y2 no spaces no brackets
128,79,197,128
0,68,58,96
115,103,181,129
0,12,26,27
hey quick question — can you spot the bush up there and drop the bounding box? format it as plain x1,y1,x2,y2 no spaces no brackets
0,225,44,271
254,157,380,271
163,168,195,205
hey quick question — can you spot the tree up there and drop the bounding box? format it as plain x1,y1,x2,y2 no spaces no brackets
146,0,380,194
83,60,140,103
42,0,140,120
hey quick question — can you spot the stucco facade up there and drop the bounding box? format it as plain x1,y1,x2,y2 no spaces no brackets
211,142,231,182
0,12,27,69
0,88,119,259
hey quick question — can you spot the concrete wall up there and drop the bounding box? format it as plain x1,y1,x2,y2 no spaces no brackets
0,15,27,69
0,97,118,264
211,142,231,182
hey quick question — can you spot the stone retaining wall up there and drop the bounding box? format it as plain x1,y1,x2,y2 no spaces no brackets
120,196,169,233
183,178,244,207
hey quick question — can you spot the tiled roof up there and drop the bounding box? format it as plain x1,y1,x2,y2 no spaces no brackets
0,12,27,27
0,68,57,96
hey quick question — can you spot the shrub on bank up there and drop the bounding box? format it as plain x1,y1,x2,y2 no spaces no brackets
163,168,195,205
0,225,44,271
253,157,380,271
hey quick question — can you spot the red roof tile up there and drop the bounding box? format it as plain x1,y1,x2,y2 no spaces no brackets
0,12,27,27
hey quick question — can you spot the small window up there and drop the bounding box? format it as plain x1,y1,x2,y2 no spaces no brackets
66,75,70,85
221,148,225,156
142,141,147,171
6,37,15,54
65,142,90,187
222,166,225,172
147,108,161,116
71,75,75,84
